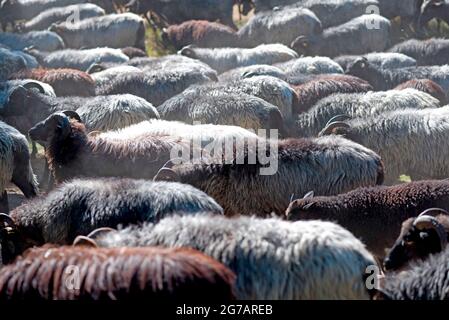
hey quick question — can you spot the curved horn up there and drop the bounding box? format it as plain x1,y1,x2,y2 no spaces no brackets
0,213,15,227
302,191,314,199
413,215,448,250
318,121,350,137
324,115,352,128
86,227,116,240
22,81,45,94
62,110,82,123
418,208,449,218
73,235,98,247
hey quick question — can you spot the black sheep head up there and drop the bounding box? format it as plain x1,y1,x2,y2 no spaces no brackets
1,82,45,117
419,0,447,27
28,111,82,145
290,36,316,56
345,57,372,78
384,208,449,271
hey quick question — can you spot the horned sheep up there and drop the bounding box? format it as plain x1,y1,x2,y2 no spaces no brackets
286,181,449,257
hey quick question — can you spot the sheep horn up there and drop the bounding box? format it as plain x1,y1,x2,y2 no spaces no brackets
418,208,449,217
73,236,98,248
302,202,316,210
0,213,15,228
86,227,116,240
324,115,352,128
62,110,82,123
318,121,350,137
153,168,180,182
22,81,45,94
302,191,314,199
413,215,448,250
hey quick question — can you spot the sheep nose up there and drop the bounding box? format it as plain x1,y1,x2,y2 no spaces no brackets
383,257,393,270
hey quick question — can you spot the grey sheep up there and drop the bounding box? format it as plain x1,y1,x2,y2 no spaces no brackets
286,181,449,257
237,7,322,47
346,57,449,93
49,13,146,50
0,121,38,213
25,47,129,71
377,247,449,300
218,64,287,82
335,52,417,70
275,56,344,77
87,65,143,87
92,214,378,300
0,31,64,52
178,43,298,74
295,88,440,137
291,14,391,58
95,67,215,107
319,106,449,184
163,135,384,216
157,90,287,136
0,48,27,81
0,0,86,25
0,178,223,265
388,38,449,66
16,3,106,32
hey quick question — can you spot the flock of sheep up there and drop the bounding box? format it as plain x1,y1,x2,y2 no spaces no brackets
1,0,449,301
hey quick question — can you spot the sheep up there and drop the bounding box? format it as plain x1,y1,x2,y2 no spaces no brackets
237,7,322,47
160,135,384,216
376,247,449,300
0,246,236,301
125,0,243,30
0,178,223,263
286,182,449,258
95,68,215,107
291,14,392,58
0,121,38,213
383,208,449,271
294,88,440,137
345,57,449,93
92,214,378,300
418,0,449,27
162,20,240,49
218,64,288,82
0,0,86,25
9,68,96,97
178,43,298,74
49,13,146,51
120,46,147,59
27,112,197,183
25,47,129,71
15,3,106,32
377,0,422,20
395,79,448,106
275,56,344,77
318,106,449,184
293,74,373,114
157,90,287,136
388,38,449,66
0,48,27,81
334,52,417,70
87,65,143,87
255,0,380,28
0,31,64,52
176,76,296,118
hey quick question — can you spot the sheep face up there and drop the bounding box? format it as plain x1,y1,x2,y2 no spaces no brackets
384,212,449,271
29,113,71,145
238,0,254,15
290,36,316,56
285,198,321,221
345,57,374,78
178,45,197,59
419,0,446,27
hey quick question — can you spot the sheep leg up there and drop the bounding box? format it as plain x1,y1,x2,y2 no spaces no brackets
31,141,37,159
0,191,9,213
11,149,38,198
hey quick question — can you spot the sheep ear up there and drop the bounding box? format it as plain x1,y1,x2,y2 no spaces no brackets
73,236,97,248
0,213,15,228
23,81,45,94
318,121,350,137
178,46,196,58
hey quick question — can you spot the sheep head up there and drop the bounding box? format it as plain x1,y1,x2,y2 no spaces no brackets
0,213,29,265
384,208,449,271
178,45,198,59
285,191,320,221
1,82,45,117
345,57,374,78
28,111,82,145
419,0,446,27
290,36,315,56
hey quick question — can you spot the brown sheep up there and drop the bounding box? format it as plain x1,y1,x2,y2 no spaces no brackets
9,68,95,97
293,74,373,114
0,245,236,300
394,79,448,106
162,20,239,49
